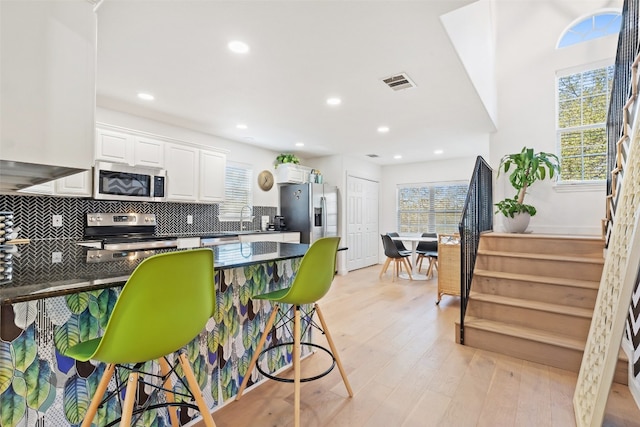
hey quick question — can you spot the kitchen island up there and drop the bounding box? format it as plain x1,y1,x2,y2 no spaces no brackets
0,240,310,426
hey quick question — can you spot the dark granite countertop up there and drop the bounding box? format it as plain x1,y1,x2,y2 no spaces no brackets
0,239,309,305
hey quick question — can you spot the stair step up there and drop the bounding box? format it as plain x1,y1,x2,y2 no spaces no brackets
476,249,605,265
473,269,600,290
468,292,593,318
478,232,605,258
463,316,584,350
461,317,628,385
472,270,599,308
467,292,592,339
475,250,604,281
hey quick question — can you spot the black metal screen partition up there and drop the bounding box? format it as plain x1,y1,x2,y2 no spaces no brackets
605,0,638,245
458,156,493,344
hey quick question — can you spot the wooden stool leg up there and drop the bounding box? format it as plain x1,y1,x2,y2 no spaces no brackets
403,259,413,280
294,305,301,427
81,363,115,427
379,258,391,278
158,357,180,427
178,353,217,427
236,304,280,400
314,304,353,397
120,371,139,426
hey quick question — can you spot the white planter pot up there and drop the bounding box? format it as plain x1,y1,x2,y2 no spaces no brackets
503,212,531,233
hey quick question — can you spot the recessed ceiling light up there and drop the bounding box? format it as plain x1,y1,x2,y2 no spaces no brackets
377,126,390,133
393,154,402,160
326,97,342,106
434,149,444,155
228,40,249,54
137,92,154,101
236,124,248,130
295,142,304,147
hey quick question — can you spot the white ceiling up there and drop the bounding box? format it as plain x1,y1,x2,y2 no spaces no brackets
95,1,496,165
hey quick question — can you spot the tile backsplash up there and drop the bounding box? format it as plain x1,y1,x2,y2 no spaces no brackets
0,195,277,240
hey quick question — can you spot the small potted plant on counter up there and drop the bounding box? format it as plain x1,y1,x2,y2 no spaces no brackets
495,146,560,233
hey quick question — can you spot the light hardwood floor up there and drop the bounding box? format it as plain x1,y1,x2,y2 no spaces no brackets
200,266,640,427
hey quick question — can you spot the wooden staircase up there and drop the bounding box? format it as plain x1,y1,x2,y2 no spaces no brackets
457,232,629,385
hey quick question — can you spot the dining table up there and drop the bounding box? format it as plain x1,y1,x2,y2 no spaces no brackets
390,235,438,280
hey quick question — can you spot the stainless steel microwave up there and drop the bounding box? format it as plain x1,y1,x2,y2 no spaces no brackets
93,161,166,202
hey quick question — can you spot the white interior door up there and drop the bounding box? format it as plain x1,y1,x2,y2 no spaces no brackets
346,175,379,271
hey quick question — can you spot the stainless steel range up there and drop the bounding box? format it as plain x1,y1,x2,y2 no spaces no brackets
83,212,178,263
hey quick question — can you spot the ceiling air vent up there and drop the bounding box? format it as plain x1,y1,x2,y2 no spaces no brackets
366,154,380,158
381,72,416,91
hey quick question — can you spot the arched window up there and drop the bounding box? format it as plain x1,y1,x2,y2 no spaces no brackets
557,12,621,48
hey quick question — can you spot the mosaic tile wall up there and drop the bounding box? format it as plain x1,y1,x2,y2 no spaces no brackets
0,194,277,240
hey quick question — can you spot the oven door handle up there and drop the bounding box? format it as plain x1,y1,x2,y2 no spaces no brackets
103,239,178,251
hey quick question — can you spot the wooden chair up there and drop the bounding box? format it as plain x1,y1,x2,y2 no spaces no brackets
379,234,413,281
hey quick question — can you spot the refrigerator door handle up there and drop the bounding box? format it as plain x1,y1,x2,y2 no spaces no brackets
321,196,327,237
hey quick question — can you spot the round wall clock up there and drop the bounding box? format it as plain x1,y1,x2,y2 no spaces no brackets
258,170,274,191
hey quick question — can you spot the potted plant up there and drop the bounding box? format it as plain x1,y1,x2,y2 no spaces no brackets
495,146,560,233
275,153,300,168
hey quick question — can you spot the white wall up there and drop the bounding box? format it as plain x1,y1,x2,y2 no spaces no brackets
490,0,619,235
97,107,281,207
441,0,498,128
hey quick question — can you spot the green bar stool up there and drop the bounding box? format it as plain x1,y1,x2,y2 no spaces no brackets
62,248,217,427
235,237,353,427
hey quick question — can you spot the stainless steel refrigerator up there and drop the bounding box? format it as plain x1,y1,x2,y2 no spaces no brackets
279,183,338,244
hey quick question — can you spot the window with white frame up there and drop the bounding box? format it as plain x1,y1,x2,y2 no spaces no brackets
557,12,621,49
557,64,613,181
397,181,468,234
219,162,253,220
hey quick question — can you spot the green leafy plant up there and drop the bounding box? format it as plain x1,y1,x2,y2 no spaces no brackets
495,147,560,218
494,196,537,218
275,153,300,167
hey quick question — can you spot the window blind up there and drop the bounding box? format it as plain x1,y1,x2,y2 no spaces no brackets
219,162,253,219
397,181,468,234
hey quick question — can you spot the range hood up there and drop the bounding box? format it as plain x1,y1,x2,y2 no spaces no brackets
0,160,87,193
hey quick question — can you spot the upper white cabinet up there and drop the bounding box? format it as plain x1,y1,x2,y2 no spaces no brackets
199,150,226,202
275,164,311,184
134,136,165,168
165,143,199,201
19,170,92,197
96,127,164,168
95,128,132,164
1,1,95,171
55,171,92,196
165,143,226,203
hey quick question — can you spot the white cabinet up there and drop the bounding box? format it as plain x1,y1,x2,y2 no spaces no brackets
55,171,92,196
199,150,225,202
282,232,301,243
177,237,201,249
239,232,300,243
95,127,164,168
275,164,310,184
19,170,91,197
165,143,226,203
134,136,164,168
165,143,199,201
95,128,132,164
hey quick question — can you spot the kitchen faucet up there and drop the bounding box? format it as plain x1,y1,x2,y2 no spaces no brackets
240,205,252,231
